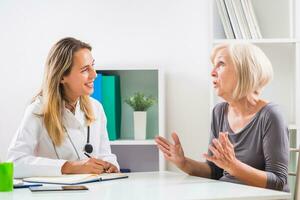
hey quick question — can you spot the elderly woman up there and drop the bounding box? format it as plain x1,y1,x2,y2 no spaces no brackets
155,43,289,191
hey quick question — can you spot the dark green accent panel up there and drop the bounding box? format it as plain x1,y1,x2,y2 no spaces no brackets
101,75,121,140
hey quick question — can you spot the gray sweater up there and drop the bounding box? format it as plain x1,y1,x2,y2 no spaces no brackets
207,102,289,191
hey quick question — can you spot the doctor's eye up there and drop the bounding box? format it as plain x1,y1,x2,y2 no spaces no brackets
81,67,89,73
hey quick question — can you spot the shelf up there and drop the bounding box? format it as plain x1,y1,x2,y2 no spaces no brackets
110,139,156,145
92,68,165,171
290,148,300,152
288,124,298,130
213,38,298,44
95,67,160,71
212,0,293,39
95,69,159,139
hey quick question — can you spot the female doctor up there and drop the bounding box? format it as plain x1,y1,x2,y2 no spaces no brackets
7,37,119,178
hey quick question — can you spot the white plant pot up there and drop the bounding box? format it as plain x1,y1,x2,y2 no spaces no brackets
133,111,147,140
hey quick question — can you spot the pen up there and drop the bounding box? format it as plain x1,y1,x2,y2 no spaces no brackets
84,152,91,158
84,152,109,173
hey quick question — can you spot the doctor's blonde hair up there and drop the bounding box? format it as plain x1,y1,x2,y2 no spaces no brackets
211,42,273,100
37,37,95,146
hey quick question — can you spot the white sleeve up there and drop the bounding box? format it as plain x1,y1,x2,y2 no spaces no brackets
7,104,67,178
95,102,120,170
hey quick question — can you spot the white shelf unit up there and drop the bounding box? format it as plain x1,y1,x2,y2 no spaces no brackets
213,38,298,44
211,0,300,196
94,68,165,172
110,139,156,145
213,0,294,40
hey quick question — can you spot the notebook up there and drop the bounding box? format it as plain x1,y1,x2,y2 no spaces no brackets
14,179,43,188
23,173,128,185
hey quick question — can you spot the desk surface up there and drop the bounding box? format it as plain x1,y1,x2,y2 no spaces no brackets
0,171,291,200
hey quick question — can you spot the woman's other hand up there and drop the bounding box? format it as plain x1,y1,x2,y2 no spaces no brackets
155,132,186,169
203,132,238,175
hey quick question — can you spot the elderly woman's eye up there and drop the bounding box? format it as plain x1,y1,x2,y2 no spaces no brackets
219,62,225,67
216,62,224,68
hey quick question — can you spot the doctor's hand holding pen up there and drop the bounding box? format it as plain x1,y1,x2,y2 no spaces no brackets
61,154,119,174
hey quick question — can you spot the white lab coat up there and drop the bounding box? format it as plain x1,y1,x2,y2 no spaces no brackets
7,96,119,178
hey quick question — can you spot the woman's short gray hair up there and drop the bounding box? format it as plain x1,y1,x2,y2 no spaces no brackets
211,42,273,100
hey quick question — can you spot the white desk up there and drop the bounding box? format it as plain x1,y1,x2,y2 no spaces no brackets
0,171,291,200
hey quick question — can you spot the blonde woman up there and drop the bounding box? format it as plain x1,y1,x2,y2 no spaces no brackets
155,43,289,191
8,37,119,178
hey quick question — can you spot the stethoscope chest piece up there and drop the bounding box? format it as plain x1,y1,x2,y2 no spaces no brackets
85,126,93,154
84,143,93,154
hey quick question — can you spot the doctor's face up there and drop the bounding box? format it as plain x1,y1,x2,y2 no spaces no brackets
211,48,237,101
61,48,97,101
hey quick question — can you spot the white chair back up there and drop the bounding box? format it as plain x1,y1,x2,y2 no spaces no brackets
289,146,300,200
295,147,300,200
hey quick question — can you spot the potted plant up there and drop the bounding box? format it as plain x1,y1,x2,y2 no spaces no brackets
125,92,156,140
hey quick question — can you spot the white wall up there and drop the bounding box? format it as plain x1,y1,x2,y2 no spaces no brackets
0,0,211,168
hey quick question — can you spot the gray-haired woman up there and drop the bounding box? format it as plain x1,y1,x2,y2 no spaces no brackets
156,43,289,191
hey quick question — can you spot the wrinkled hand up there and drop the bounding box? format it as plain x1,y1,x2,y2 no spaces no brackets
155,132,186,168
203,132,238,175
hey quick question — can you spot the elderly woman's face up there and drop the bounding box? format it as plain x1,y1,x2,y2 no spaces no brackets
211,48,237,100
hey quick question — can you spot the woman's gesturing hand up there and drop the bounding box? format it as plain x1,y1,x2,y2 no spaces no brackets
62,158,108,174
155,132,186,169
203,132,238,175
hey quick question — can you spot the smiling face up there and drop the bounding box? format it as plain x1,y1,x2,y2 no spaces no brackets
60,48,96,102
211,47,237,101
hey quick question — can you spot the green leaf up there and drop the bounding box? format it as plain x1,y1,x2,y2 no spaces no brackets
124,92,156,111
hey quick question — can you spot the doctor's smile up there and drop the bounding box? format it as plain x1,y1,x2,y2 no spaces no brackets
85,82,94,89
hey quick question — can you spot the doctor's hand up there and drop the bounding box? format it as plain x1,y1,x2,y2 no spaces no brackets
103,162,119,173
203,132,239,175
155,132,186,169
61,158,107,174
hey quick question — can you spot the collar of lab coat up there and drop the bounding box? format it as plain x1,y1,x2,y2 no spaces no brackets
35,96,88,130
62,99,87,130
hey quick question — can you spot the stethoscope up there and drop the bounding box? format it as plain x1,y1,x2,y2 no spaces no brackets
52,126,93,160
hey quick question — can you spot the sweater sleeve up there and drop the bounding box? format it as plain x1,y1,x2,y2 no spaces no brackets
262,106,289,191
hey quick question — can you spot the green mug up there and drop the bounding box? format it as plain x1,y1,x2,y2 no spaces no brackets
0,162,13,192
